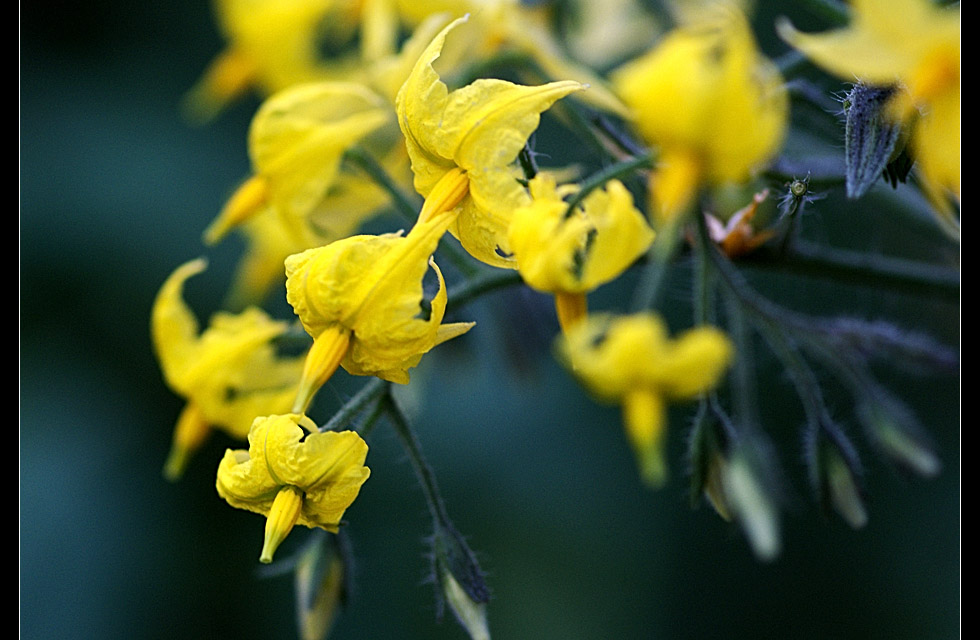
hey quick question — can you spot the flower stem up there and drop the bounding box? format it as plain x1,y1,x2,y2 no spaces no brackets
743,241,959,300
796,0,851,26
446,269,524,312
383,391,452,528
630,215,683,312
345,145,420,225
563,151,655,219
320,377,389,433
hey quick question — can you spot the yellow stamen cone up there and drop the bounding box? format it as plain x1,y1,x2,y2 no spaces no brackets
554,292,587,335
181,48,257,125
204,175,270,245
623,388,668,487
261,485,305,563
293,325,352,413
652,149,702,225
163,403,211,482
417,168,469,224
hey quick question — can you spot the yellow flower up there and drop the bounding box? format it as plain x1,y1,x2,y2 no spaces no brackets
216,413,370,563
394,0,631,118
219,149,412,308
204,82,392,248
612,3,788,222
285,196,475,412
181,0,338,123
778,0,960,219
151,259,305,480
560,313,733,486
508,173,655,332
396,15,583,268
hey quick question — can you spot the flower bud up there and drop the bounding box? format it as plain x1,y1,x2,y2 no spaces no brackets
431,523,491,640
722,448,781,561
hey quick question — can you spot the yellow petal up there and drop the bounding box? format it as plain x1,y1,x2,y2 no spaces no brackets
654,327,734,399
510,175,653,293
249,82,391,228
777,0,959,87
151,258,207,388
285,210,472,383
395,15,462,196
614,5,788,184
561,312,733,401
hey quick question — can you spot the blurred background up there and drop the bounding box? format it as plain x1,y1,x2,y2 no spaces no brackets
21,1,959,639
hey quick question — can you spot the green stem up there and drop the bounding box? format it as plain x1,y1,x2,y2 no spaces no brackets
694,211,864,455
723,292,760,432
320,378,389,433
693,231,713,326
797,0,851,26
345,146,420,225
744,241,959,300
630,216,683,312
446,269,524,312
563,151,655,219
774,50,808,77
383,392,452,528
786,79,844,115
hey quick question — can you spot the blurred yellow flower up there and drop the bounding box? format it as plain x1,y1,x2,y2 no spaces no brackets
778,0,960,219
396,16,583,267
613,4,788,222
204,82,392,248
508,173,654,332
151,259,305,480
560,313,733,486
285,198,475,412
182,0,337,123
216,413,370,563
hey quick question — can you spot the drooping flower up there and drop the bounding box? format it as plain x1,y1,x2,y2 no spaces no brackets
204,81,392,248
216,413,370,563
151,259,305,480
777,0,960,223
560,313,733,486
396,15,583,267
508,173,655,332
285,187,475,412
181,0,338,123
395,0,630,117
612,3,788,223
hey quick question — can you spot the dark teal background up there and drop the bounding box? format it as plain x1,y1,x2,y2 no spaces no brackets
21,2,959,639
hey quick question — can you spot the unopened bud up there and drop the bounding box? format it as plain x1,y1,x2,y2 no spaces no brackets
295,533,346,640
821,442,868,529
859,399,940,478
723,451,781,561
842,83,906,199
432,523,491,640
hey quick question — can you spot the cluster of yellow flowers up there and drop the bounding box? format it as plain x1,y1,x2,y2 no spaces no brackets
153,0,958,636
